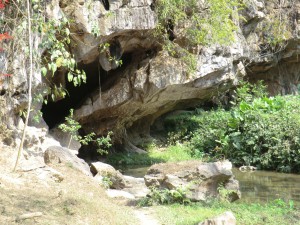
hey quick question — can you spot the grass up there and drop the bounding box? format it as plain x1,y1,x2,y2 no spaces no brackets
149,144,193,162
151,200,300,225
107,144,195,166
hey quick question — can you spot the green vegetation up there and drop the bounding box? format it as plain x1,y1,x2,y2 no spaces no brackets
107,144,194,166
39,16,86,90
164,82,300,173
156,0,242,45
138,181,237,207
154,0,244,73
109,82,300,173
138,186,191,206
152,200,300,225
110,81,300,173
59,109,112,154
256,0,296,48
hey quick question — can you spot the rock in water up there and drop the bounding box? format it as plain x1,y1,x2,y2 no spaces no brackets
144,160,241,202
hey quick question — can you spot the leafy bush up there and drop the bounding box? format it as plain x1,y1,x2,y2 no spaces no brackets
138,187,190,206
165,109,231,159
166,82,300,173
221,95,300,172
59,109,112,155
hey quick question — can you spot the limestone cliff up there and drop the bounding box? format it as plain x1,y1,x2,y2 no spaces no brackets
1,0,300,151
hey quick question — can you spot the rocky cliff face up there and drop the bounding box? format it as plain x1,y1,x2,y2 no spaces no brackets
1,0,300,151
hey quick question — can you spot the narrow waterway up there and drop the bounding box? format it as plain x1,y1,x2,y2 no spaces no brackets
233,168,300,205
120,166,300,205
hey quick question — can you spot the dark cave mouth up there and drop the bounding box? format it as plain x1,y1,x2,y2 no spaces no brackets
41,59,102,129
41,52,133,129
101,0,110,11
40,50,150,160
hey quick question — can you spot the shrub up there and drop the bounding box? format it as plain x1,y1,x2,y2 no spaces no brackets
138,186,190,206
221,95,300,172
166,82,300,173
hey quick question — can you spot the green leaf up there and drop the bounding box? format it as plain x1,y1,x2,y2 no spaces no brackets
70,58,76,68
51,63,57,75
73,77,78,86
67,72,73,82
41,67,47,76
65,28,70,36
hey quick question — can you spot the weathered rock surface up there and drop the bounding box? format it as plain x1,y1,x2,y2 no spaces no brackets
1,0,300,155
90,161,125,189
57,0,157,64
103,175,150,199
44,146,92,176
75,49,245,144
49,127,81,153
105,189,135,200
144,160,241,202
198,211,236,225
12,125,63,172
123,175,150,198
67,0,300,146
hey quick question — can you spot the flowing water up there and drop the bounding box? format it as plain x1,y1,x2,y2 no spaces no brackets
120,166,300,205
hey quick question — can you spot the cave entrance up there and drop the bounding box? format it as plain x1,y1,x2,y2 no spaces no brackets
101,0,110,11
41,59,105,129
41,52,133,129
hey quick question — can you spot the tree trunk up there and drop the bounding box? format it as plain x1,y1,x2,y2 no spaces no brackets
13,0,33,171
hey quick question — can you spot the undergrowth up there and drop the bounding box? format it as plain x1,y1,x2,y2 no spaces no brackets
164,81,300,173
138,186,191,206
152,199,300,225
107,144,194,166
109,81,300,173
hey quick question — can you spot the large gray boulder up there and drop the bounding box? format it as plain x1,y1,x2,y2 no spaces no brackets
49,127,81,154
44,146,92,176
144,160,241,202
91,162,125,189
123,175,150,198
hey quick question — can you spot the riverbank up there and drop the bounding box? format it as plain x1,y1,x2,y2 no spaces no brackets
121,165,300,206
1,144,299,225
114,160,300,225
106,136,300,224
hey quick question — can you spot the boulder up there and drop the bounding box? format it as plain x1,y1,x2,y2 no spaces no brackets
144,160,241,202
123,175,150,198
49,127,81,153
198,211,236,225
44,146,92,176
105,189,135,200
90,162,125,189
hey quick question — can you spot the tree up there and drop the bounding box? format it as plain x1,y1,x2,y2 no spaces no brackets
13,0,33,171
59,109,112,155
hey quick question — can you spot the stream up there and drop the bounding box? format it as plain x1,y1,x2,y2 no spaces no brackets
120,166,300,205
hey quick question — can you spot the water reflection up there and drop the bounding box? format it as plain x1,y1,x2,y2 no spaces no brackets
233,169,300,205
121,166,300,205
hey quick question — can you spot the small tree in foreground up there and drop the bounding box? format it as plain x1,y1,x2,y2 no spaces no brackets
59,109,112,155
